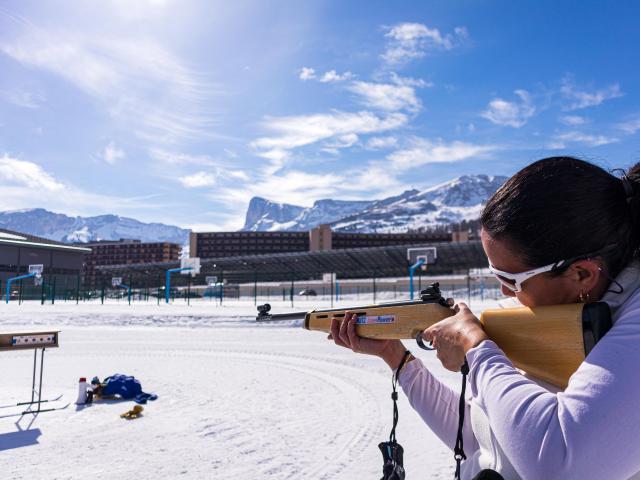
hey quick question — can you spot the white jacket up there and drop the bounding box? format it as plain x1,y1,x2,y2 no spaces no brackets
399,261,640,479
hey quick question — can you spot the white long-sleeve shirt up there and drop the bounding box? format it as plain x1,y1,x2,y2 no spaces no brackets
399,261,640,479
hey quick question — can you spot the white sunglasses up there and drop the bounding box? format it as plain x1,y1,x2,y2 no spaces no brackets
488,262,562,292
488,243,618,293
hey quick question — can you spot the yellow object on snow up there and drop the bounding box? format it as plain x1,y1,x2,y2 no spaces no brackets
120,405,144,419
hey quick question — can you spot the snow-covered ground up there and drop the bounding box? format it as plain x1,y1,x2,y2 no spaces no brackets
0,297,502,479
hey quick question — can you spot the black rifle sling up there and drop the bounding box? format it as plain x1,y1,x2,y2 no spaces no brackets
378,349,412,480
454,360,469,480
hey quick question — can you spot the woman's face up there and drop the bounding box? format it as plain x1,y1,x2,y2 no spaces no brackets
480,229,583,307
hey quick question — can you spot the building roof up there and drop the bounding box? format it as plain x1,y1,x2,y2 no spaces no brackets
95,241,488,285
0,228,92,253
81,239,181,247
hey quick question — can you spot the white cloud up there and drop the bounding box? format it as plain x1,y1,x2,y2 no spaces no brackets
299,67,353,83
227,170,249,181
149,148,218,166
617,117,640,135
386,138,497,170
350,165,404,191
319,70,353,83
0,89,44,109
299,67,316,81
552,131,619,148
382,23,468,65
323,133,359,149
546,141,567,150
100,141,125,165
366,136,398,150
559,115,587,126
218,170,345,208
347,81,421,112
560,78,624,111
0,154,64,191
481,90,535,128
150,148,249,184
251,110,408,171
0,20,218,143
0,153,167,216
389,72,432,88
179,171,217,188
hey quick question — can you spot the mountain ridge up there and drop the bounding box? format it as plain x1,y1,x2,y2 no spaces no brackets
243,174,507,233
0,208,190,245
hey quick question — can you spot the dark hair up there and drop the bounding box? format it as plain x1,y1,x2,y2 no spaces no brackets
481,156,640,276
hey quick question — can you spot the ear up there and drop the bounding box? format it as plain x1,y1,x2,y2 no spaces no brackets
565,259,602,293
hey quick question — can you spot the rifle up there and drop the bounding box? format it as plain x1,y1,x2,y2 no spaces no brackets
256,283,611,388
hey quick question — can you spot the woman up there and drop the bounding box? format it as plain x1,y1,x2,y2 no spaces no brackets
330,157,640,479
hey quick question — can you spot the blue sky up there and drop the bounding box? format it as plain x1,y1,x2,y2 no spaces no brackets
0,0,639,230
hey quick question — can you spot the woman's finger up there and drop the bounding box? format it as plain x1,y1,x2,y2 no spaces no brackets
330,316,339,338
423,325,437,342
346,313,361,352
330,317,349,348
338,312,351,347
456,302,471,313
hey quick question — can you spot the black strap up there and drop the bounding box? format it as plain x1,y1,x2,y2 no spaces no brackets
377,350,412,480
389,350,412,443
454,359,470,480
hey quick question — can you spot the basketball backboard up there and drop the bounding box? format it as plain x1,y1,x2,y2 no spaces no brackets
181,257,201,276
29,264,44,285
28,264,44,277
407,247,437,269
322,273,336,283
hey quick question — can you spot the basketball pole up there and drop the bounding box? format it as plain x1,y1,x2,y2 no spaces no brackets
409,258,425,300
5,272,36,304
165,267,193,304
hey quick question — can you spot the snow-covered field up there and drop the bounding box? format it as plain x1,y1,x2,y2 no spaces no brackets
0,298,501,479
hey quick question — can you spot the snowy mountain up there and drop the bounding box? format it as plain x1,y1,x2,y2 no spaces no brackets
0,208,190,245
243,197,373,231
243,174,507,232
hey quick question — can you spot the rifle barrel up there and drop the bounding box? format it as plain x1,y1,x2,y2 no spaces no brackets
256,311,308,322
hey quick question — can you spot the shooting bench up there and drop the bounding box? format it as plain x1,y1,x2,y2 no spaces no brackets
0,331,62,414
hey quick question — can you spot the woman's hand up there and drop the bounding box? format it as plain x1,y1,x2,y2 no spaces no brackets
422,303,488,372
328,311,408,370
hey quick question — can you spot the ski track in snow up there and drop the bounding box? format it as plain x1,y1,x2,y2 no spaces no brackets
0,301,493,479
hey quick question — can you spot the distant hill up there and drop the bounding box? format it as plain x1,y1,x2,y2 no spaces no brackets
242,197,374,231
0,208,190,245
242,174,507,232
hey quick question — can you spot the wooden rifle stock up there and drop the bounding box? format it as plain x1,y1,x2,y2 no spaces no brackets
256,284,611,388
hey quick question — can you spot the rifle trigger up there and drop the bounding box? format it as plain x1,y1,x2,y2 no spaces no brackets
415,332,435,351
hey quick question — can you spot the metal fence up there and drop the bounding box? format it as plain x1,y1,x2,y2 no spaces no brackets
0,273,503,308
